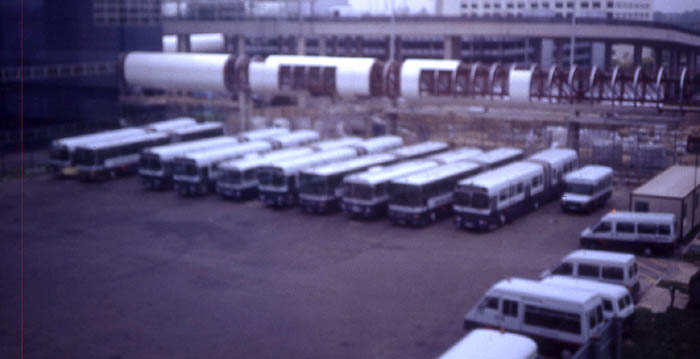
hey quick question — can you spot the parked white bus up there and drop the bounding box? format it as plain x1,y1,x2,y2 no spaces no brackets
167,122,224,142
237,127,289,142
311,137,364,151
580,211,678,256
389,161,481,226
258,148,362,207
352,135,403,155
49,127,146,177
471,147,524,169
454,148,578,230
143,117,197,132
266,129,320,149
342,147,483,218
541,276,635,332
390,141,449,159
298,153,400,213
437,329,537,359
75,132,171,180
216,147,314,199
463,278,606,357
139,136,239,190
543,249,641,300
172,141,273,196
561,165,613,212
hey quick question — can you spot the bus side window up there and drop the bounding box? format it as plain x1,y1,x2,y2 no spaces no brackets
593,221,612,233
552,262,573,275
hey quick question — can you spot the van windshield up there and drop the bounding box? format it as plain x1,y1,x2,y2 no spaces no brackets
472,192,491,209
344,183,374,200
49,144,69,161
74,148,98,166
565,183,594,195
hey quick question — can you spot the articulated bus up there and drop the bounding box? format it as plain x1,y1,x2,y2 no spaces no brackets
258,148,361,207
454,148,578,230
49,127,146,177
464,278,605,358
139,136,239,190
388,161,482,226
215,136,361,200
341,146,481,218
470,147,524,170
237,127,289,142
168,122,224,142
75,132,170,181
143,117,197,132
266,130,319,149
216,147,314,199
390,141,449,159
298,153,400,213
172,141,273,196
352,135,403,154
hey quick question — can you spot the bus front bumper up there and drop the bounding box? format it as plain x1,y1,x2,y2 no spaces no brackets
299,197,339,214
341,201,386,218
455,212,495,230
217,184,256,200
389,210,427,226
260,190,296,207
174,181,209,196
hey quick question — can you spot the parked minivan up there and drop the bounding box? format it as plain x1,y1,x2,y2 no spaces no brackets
438,329,537,359
580,211,678,256
561,165,613,212
542,249,640,301
541,275,635,332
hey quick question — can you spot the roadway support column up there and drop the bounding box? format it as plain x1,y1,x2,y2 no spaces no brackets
443,35,461,60
540,39,555,67
591,42,606,68
566,121,580,153
238,91,251,132
176,34,190,52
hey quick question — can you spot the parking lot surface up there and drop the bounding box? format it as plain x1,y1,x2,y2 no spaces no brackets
2,176,635,358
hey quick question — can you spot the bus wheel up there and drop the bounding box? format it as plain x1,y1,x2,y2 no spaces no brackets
643,247,653,256
533,200,540,210
429,211,437,223
109,170,117,179
498,213,506,226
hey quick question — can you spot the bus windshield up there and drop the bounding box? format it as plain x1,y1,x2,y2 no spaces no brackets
390,184,423,206
220,169,242,184
300,174,329,196
139,154,162,171
174,160,198,177
454,190,471,206
49,144,69,161
344,183,374,200
471,192,491,209
565,183,594,195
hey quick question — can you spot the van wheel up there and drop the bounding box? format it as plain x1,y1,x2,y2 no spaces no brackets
643,247,653,256
533,200,540,210
429,211,437,223
498,213,507,226
109,170,117,179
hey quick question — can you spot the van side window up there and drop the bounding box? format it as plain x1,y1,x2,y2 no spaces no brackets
484,296,499,310
602,266,624,280
638,223,656,234
578,264,600,278
616,222,635,233
593,222,612,233
524,305,581,334
658,224,671,235
602,299,613,312
503,300,518,317
553,262,573,275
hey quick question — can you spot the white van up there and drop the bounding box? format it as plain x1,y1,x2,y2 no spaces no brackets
438,329,537,359
541,276,635,332
543,249,640,300
580,211,678,256
464,278,605,357
561,165,613,212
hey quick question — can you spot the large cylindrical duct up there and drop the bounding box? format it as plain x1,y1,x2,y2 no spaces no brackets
123,52,236,93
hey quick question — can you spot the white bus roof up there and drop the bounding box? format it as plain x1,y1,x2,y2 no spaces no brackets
429,147,483,164
564,165,613,184
563,250,636,265
473,147,523,166
181,141,272,166
392,161,480,186
311,137,364,151
143,136,238,160
268,130,319,147
391,141,449,158
458,161,543,192
77,132,169,150
144,118,197,132
267,148,358,175
438,329,537,359
356,135,403,153
542,276,630,299
169,122,223,135
527,148,577,166
599,211,675,223
219,147,314,172
345,160,440,186
303,153,398,177
491,277,600,307
632,165,699,199
53,128,147,149
238,127,290,142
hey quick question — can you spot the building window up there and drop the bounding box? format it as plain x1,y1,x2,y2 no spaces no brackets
543,3,550,8
567,1,574,8
494,3,501,9
555,2,564,8
507,2,514,9
531,3,538,9
517,2,525,8
581,2,590,8
593,1,601,8
607,1,614,8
